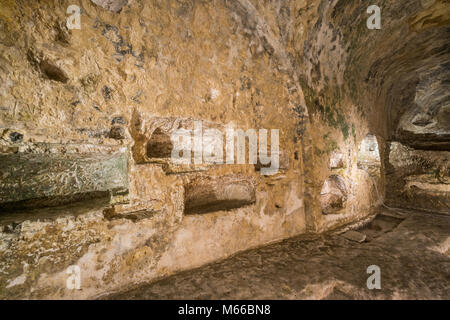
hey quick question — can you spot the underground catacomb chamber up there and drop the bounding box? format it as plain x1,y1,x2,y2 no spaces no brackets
0,0,449,300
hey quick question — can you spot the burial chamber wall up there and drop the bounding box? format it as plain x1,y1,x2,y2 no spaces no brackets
0,0,384,298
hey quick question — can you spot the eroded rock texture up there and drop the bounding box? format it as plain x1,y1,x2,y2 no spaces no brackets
105,209,450,300
386,142,450,213
184,175,256,214
320,175,347,215
0,0,448,299
91,0,128,13
0,151,127,211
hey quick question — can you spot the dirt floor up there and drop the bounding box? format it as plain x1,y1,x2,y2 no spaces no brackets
104,208,450,300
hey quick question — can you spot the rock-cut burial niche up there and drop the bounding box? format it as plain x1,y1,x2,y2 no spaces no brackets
320,174,348,215
0,152,128,212
357,134,381,181
184,176,256,214
146,128,174,159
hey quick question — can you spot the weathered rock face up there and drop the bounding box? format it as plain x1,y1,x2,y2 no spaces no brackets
91,0,128,13
320,175,347,215
0,0,306,299
0,0,447,299
284,0,449,228
385,142,450,213
105,209,450,300
395,63,450,150
0,149,127,211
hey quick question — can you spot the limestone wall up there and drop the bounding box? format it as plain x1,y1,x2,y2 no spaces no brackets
385,142,450,214
0,0,306,299
0,0,405,299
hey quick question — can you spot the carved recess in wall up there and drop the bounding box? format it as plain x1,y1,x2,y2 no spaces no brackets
130,111,289,175
0,143,128,212
320,174,348,215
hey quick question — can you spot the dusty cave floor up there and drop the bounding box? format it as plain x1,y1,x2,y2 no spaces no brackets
104,208,450,300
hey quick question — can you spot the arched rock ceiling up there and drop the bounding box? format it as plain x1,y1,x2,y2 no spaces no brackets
222,0,449,150
303,0,449,149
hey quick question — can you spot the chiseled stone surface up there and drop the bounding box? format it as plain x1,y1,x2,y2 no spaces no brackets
184,175,256,214
0,0,448,300
91,0,128,13
340,230,366,243
319,174,348,215
105,209,450,300
0,0,307,299
386,142,450,214
0,152,127,210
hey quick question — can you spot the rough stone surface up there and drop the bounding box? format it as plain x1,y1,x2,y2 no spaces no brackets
184,175,256,214
0,151,127,210
320,175,348,215
0,0,448,299
340,230,366,243
104,209,450,300
91,0,128,13
330,151,344,169
385,141,450,214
